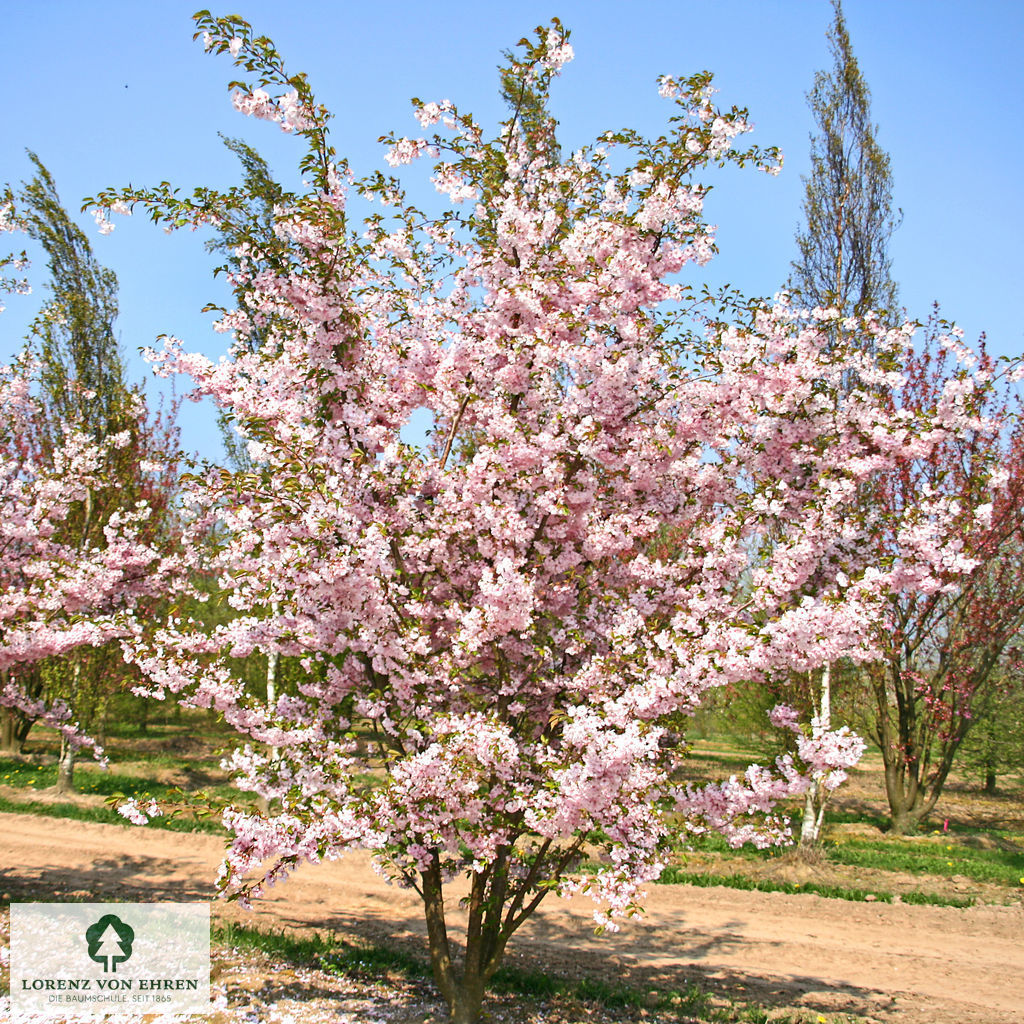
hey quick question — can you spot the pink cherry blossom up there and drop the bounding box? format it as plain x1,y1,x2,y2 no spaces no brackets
99,14,1015,1022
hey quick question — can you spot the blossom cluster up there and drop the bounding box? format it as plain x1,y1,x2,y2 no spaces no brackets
0,352,180,755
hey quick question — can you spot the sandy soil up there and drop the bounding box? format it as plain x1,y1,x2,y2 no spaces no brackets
1,812,1022,1024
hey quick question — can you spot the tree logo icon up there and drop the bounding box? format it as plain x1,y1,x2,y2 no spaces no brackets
85,914,135,973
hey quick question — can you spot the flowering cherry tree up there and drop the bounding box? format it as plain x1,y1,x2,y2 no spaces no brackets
0,204,180,776
0,189,31,312
96,15,1002,1022
0,355,180,764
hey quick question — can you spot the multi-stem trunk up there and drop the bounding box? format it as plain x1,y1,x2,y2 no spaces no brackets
869,660,953,834
421,856,486,1024
0,669,19,754
1,705,35,754
421,855,499,1024
418,837,581,1023
0,708,19,754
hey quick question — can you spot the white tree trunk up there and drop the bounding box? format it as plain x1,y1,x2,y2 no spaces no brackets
800,662,831,846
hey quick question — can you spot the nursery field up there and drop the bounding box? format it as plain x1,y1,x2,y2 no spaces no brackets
5,4,1024,1023
0,718,1022,1024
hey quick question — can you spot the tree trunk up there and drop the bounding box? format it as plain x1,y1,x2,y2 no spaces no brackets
55,657,82,795
256,611,281,816
97,699,108,749
887,806,920,835
0,668,21,754
450,984,485,1024
56,734,75,795
1,666,42,754
872,660,929,834
800,785,816,844
800,663,831,846
984,770,997,795
415,839,577,1023
13,710,34,751
882,756,918,834
419,856,507,1024
266,602,280,766
0,708,20,754
421,858,457,1012
799,782,827,845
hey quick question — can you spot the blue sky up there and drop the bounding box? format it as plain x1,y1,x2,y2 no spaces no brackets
4,1,1022,458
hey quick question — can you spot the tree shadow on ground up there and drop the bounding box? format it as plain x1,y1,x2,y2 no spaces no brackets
0,861,899,1023
0,855,217,903
254,889,901,1023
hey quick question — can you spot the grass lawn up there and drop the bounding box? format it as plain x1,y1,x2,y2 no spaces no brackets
1,717,1022,910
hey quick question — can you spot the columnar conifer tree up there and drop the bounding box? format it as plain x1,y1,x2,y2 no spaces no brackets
788,5,1024,836
19,153,128,440
499,36,561,170
790,0,899,322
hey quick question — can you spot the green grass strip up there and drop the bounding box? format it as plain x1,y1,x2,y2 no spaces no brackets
0,757,234,802
826,838,1024,886
214,921,429,977
213,921,868,1021
656,866,975,908
0,794,223,834
489,961,706,1014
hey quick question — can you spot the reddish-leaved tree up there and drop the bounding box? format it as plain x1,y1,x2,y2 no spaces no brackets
863,317,1024,832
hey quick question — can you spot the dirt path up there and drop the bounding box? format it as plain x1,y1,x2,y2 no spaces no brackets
2,812,1022,1024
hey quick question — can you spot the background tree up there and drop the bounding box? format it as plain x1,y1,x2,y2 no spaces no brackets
498,26,562,168
0,349,177,776
204,134,285,471
0,158,179,789
958,669,1024,795
786,0,901,844
864,323,1024,832
789,2,1024,836
18,153,127,438
789,0,899,322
